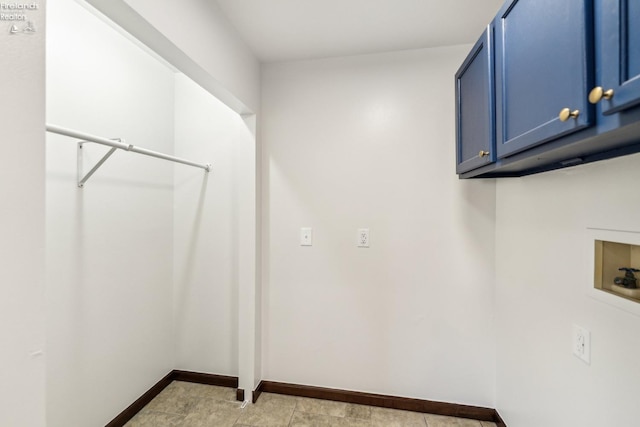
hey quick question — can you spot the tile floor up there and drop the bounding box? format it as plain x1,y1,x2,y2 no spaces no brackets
125,381,498,427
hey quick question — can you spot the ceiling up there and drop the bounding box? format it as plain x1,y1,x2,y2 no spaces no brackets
215,0,504,63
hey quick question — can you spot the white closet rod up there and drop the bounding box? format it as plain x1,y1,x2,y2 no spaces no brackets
46,124,212,172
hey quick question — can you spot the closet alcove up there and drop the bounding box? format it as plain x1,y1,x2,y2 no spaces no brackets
45,1,255,425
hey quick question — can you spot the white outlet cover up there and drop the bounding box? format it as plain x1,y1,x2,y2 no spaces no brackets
300,227,312,246
357,228,370,248
572,324,591,365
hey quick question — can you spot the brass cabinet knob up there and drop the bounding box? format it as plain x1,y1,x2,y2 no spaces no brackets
589,86,614,104
559,108,580,122
479,150,490,157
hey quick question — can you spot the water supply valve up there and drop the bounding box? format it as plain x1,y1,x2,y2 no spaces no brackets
614,268,640,289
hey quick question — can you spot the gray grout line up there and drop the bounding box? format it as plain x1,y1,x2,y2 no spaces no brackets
287,397,298,427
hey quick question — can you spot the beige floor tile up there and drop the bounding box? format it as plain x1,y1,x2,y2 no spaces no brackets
331,416,372,427
143,388,196,415
191,397,242,413
181,406,240,427
295,397,348,417
162,381,193,396
370,407,426,427
188,397,243,425
424,413,482,427
289,411,371,427
235,393,296,426
124,410,184,427
234,411,292,427
345,404,371,420
290,411,334,426
125,385,490,427
166,381,237,401
255,393,299,408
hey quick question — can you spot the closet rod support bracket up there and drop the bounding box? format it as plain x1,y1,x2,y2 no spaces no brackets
77,140,121,188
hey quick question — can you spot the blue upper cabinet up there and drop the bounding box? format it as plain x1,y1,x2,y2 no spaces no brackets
593,0,640,115
495,0,595,158
455,26,495,174
455,0,640,178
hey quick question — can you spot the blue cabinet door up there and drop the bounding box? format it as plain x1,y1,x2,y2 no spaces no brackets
455,26,495,174
495,0,595,158
596,0,640,114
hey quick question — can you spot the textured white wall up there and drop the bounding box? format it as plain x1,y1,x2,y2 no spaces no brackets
495,154,640,426
261,46,497,407
118,0,261,392
121,0,260,114
81,0,260,399
46,1,175,425
173,74,254,377
0,3,46,427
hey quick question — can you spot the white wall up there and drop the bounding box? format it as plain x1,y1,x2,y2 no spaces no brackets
495,154,640,427
119,0,260,114
46,1,175,425
261,46,497,407
116,0,261,393
0,3,46,427
173,74,254,377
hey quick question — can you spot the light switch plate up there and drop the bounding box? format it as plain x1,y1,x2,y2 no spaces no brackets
300,227,312,246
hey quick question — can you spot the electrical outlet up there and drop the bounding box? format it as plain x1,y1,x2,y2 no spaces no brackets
300,227,312,246
572,324,591,364
357,228,370,247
